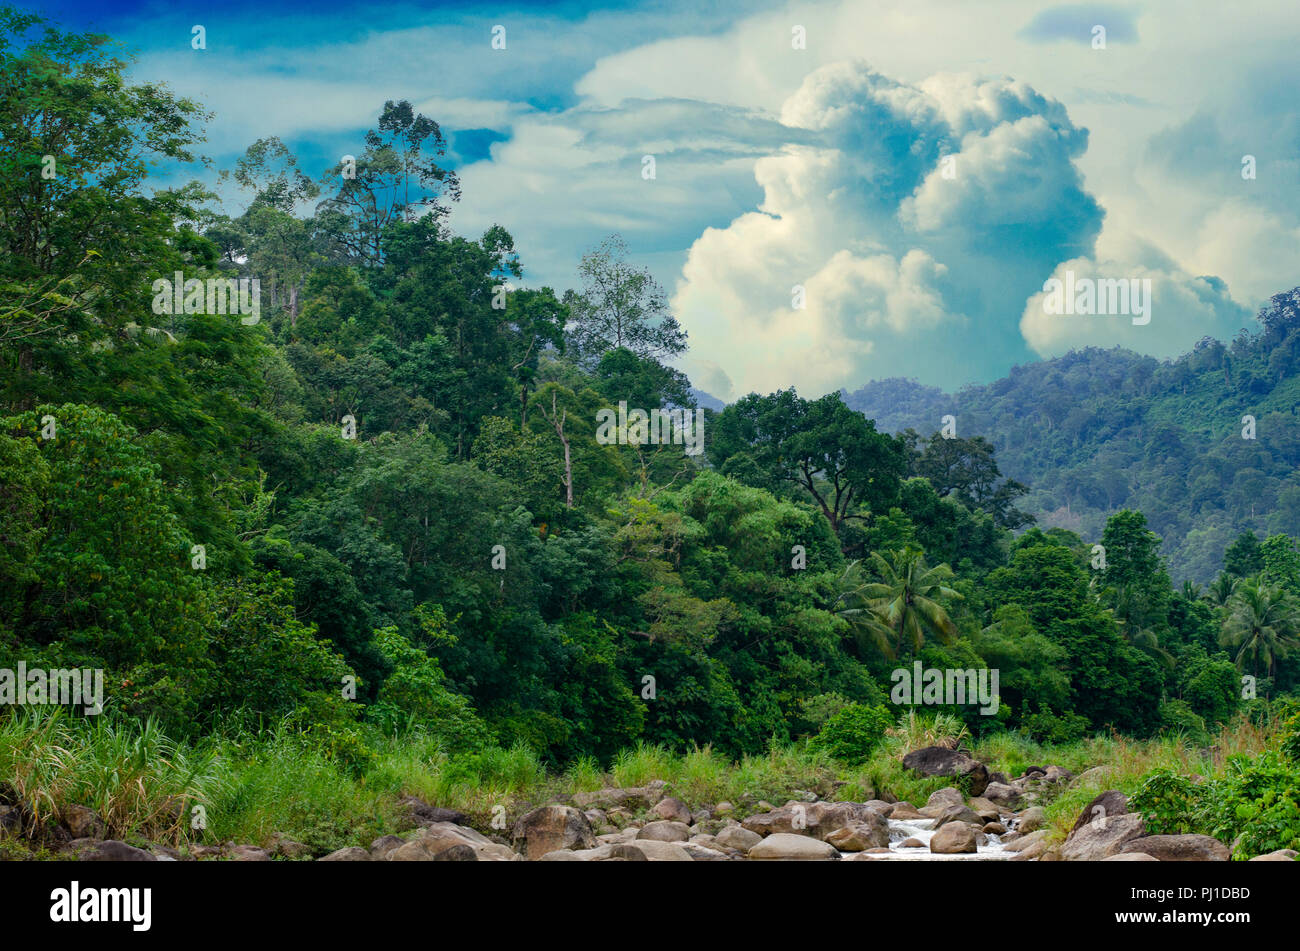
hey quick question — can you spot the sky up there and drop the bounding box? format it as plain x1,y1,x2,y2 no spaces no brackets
36,0,1300,401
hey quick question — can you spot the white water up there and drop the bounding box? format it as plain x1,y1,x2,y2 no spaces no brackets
840,816,1016,861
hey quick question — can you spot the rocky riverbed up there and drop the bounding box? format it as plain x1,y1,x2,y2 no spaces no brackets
43,752,1299,862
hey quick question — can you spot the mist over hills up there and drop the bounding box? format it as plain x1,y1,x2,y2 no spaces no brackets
839,286,1300,583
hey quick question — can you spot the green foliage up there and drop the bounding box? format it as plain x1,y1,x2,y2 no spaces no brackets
807,703,894,765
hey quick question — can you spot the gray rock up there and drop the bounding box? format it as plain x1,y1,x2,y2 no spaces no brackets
319,847,371,861
1061,812,1146,861
1119,834,1229,862
748,833,840,860
637,820,691,842
930,823,977,854
511,804,596,859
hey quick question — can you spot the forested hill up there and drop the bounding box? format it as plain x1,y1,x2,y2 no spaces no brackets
843,286,1300,583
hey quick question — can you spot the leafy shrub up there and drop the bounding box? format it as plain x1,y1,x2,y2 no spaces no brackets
1020,706,1090,745
808,703,894,765
1129,768,1200,835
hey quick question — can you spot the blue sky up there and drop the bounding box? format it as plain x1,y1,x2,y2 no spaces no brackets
35,0,1300,401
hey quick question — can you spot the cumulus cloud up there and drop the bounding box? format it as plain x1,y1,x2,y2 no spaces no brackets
673,60,1103,397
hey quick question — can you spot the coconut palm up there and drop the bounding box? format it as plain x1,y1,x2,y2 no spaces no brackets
1205,571,1238,608
836,549,962,657
1220,578,1300,678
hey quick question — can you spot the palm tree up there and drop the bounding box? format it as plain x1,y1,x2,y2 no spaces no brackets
1205,571,1238,608
1221,578,1300,678
835,549,962,657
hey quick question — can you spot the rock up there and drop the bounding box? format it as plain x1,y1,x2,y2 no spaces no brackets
679,841,731,861
390,822,520,862
573,784,664,811
615,840,692,862
1249,849,1298,861
741,800,877,841
930,823,978,854
889,801,925,820
539,850,587,861
319,847,370,861
229,844,271,861
433,843,479,861
272,838,313,860
825,817,891,852
966,797,1000,821
926,787,966,810
1076,765,1112,787
398,797,467,827
1119,835,1230,862
78,840,157,861
605,807,635,828
368,834,406,860
650,797,692,824
637,820,691,842
933,804,984,829
597,828,638,845
61,804,106,840
511,805,596,860
863,799,895,816
902,747,989,796
1009,838,1048,860
987,771,1010,786
1070,790,1129,835
1003,830,1048,852
748,833,841,860
1061,812,1146,861
715,825,763,851
983,822,1007,835
713,801,734,817
900,837,925,848
1103,852,1160,861
583,809,607,828
1017,806,1047,833
1043,765,1075,785
982,782,1023,807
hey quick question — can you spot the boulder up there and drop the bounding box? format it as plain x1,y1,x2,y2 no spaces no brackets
319,847,370,861
824,816,891,852
1119,835,1230,862
902,747,989,796
1103,852,1160,861
650,797,692,824
983,822,1007,835
637,820,691,842
1076,765,1113,787
615,840,691,862
966,797,1000,821
60,804,106,840
713,801,734,817
748,833,840,860
930,823,978,854
899,837,925,848
932,804,984,829
889,801,925,820
511,805,596,860
78,840,157,861
398,796,467,827
1249,849,1298,861
1017,806,1047,833
368,835,405,860
1061,812,1146,861
982,782,1023,807
926,787,966,810
573,783,665,811
272,838,313,860
714,825,763,852
740,800,876,840
1069,790,1129,836
229,844,271,861
1003,829,1048,852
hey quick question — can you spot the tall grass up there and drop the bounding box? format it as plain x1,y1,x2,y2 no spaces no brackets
0,709,214,844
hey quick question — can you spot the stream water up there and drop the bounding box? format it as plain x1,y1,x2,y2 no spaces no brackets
842,815,1016,861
